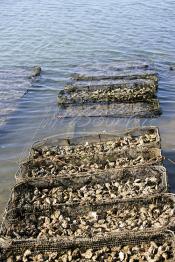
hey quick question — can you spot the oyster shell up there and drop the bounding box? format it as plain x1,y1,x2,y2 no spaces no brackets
14,174,163,208
25,146,161,179
58,82,156,105
5,197,174,239
10,240,174,261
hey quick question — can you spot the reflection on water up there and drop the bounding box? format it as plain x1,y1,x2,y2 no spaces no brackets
0,0,175,218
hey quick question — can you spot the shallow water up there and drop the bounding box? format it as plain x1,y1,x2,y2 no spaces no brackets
0,0,175,218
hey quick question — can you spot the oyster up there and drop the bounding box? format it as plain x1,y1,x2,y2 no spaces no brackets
23,146,161,179
32,129,158,161
5,196,174,239
18,128,161,179
58,79,157,105
13,172,164,209
9,240,174,261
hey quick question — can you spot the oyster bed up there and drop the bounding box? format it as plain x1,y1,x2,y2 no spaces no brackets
0,65,169,260
58,79,157,105
58,70,160,118
17,147,162,180
2,195,175,240
8,241,174,262
33,126,160,145
10,166,167,209
58,86,156,105
31,127,160,160
57,99,161,118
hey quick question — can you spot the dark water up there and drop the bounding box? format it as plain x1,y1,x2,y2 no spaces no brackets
0,0,175,217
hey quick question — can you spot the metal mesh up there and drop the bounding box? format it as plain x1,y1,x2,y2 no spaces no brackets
1,194,175,241
31,126,160,149
71,71,158,82
15,147,163,181
58,79,157,105
0,230,174,261
57,99,161,118
8,165,168,211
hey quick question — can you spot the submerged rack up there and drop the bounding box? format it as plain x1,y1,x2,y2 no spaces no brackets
57,99,161,118
58,87,157,105
71,71,158,82
58,79,157,105
64,78,158,91
58,67,161,118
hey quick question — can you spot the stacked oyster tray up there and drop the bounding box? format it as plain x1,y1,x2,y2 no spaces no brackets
57,65,161,118
0,65,175,262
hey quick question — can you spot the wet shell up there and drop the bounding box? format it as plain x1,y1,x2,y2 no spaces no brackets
11,240,174,262
15,174,163,208
6,198,174,240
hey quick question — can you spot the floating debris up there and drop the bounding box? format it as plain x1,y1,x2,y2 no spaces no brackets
10,166,167,209
2,194,174,240
170,65,175,71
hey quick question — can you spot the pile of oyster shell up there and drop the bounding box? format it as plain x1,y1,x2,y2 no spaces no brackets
24,130,160,178
25,146,160,178
16,175,163,208
6,199,174,239
58,83,156,104
9,241,174,262
58,77,157,105
32,130,158,160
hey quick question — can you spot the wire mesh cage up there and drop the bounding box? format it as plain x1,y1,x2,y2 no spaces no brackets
1,194,175,241
71,71,158,82
31,126,161,150
58,79,157,105
9,165,168,210
0,230,174,261
16,146,163,181
57,99,161,118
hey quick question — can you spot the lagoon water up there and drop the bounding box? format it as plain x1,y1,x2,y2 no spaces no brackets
0,0,175,217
